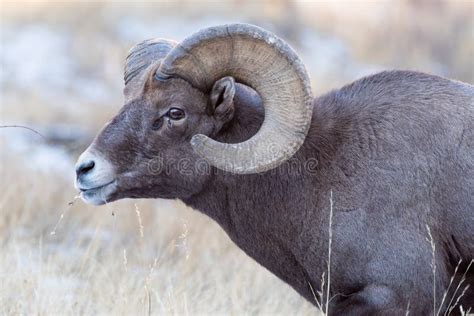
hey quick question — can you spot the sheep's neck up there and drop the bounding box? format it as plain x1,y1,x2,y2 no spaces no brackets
182,113,332,301
182,163,321,303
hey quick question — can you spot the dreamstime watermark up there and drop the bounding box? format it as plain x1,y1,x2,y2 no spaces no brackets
147,156,164,175
146,155,319,177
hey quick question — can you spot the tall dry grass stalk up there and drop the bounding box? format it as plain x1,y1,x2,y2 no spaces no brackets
50,195,80,236
309,190,334,316
135,203,145,239
437,259,462,316
444,260,473,315
426,225,437,315
325,189,334,315
426,224,473,316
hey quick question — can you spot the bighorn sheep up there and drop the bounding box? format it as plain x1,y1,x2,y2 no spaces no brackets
75,24,474,314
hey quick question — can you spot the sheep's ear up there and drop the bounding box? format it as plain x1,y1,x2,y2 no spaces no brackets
210,76,235,122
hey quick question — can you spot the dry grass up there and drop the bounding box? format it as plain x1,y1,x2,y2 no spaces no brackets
1,0,473,314
0,151,316,314
425,224,473,316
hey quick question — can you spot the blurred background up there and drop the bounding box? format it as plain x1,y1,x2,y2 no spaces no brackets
0,0,473,314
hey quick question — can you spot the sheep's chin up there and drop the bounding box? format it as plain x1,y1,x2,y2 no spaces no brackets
79,180,117,205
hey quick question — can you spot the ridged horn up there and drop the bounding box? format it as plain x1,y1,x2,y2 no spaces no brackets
123,38,177,102
157,23,313,174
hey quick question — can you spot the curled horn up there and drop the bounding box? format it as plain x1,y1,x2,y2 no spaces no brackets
123,38,177,102
156,24,313,174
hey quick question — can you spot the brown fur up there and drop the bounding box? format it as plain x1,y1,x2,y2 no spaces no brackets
77,70,474,315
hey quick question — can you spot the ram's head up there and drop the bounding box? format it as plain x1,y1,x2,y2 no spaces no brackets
74,24,313,205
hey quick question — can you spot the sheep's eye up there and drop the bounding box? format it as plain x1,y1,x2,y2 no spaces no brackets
151,118,163,130
167,108,185,120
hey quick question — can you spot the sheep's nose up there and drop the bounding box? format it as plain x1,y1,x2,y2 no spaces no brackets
76,160,95,177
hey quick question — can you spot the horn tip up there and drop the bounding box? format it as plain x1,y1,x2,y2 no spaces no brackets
190,134,207,148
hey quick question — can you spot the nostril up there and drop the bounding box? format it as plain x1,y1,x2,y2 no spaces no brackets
76,160,95,177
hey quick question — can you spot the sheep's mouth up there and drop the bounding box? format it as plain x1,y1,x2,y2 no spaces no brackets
78,180,117,205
